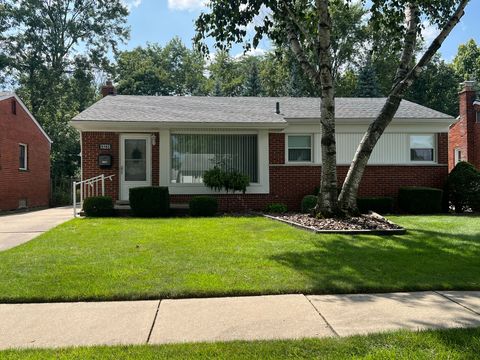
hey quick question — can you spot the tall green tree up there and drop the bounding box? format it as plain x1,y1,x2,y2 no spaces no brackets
195,0,470,216
208,51,243,96
115,39,208,96
242,57,263,96
407,56,461,117
1,0,130,188
453,39,480,81
354,56,380,97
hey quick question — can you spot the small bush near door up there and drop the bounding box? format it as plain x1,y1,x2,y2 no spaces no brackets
189,196,218,217
129,187,170,217
83,196,114,217
398,187,443,214
357,197,394,214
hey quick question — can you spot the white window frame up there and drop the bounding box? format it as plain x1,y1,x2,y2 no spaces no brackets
454,147,462,165
408,134,436,164
160,130,271,195
19,143,28,170
286,134,314,164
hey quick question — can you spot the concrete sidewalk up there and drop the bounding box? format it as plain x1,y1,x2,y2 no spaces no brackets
0,207,73,251
1,291,480,350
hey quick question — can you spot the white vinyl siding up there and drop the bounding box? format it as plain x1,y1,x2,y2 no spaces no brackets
288,133,438,165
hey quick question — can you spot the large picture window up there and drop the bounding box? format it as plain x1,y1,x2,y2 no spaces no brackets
287,135,312,162
170,134,258,184
410,135,435,162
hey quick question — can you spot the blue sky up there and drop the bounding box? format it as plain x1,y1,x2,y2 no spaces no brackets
123,0,480,62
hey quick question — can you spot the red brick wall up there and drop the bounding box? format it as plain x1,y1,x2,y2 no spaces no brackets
82,131,449,211
0,97,50,211
449,88,480,171
81,132,160,200
81,132,120,200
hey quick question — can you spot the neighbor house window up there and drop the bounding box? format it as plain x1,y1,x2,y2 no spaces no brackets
287,135,312,162
454,148,462,165
170,134,258,184
11,99,16,115
410,135,435,162
19,144,27,170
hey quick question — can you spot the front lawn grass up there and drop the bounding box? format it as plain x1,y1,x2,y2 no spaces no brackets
2,328,480,359
0,215,479,302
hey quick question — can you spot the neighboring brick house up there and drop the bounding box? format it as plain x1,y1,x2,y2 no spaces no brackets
0,93,52,212
71,83,454,211
449,81,480,171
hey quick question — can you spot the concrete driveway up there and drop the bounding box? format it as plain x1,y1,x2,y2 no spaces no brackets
0,207,73,251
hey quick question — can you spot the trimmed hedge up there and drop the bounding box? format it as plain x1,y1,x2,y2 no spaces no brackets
265,203,288,214
83,196,114,217
446,161,480,213
301,195,318,213
129,186,170,217
189,196,218,217
398,187,443,214
357,197,394,214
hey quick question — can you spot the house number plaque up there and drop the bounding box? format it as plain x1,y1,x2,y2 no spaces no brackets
99,144,111,150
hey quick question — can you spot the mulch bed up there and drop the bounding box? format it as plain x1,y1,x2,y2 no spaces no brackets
265,212,405,235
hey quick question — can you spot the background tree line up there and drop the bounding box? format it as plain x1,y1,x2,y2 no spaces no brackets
115,37,480,118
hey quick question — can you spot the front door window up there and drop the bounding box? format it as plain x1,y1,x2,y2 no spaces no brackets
125,139,147,181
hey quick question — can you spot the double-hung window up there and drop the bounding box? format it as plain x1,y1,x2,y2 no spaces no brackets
410,135,435,162
19,144,28,170
170,133,258,184
287,135,312,162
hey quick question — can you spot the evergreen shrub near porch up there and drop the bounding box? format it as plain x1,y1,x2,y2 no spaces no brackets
398,187,443,214
82,196,114,217
189,196,218,217
129,186,170,217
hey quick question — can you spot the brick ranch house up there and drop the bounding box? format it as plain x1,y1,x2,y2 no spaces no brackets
449,80,480,171
0,92,52,212
71,81,461,212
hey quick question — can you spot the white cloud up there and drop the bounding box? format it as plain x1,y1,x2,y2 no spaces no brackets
422,21,440,46
122,0,142,11
168,0,207,11
234,47,267,59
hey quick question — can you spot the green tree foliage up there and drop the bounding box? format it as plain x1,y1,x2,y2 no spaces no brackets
406,56,461,117
0,0,129,191
208,51,244,96
453,39,480,81
242,57,263,96
115,39,208,96
354,56,380,97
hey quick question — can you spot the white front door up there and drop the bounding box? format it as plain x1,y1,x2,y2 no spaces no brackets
120,134,152,201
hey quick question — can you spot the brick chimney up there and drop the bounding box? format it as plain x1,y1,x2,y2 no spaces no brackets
448,81,480,171
101,80,117,97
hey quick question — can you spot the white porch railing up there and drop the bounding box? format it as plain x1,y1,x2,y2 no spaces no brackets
73,174,115,217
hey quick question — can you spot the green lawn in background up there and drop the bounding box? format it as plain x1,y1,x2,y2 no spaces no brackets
0,215,478,303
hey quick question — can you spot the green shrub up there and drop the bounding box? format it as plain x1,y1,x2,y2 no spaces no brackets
203,166,250,194
189,196,218,217
312,186,320,196
83,196,114,217
398,187,443,214
357,197,394,214
129,187,170,217
301,195,318,213
446,161,480,213
265,203,288,214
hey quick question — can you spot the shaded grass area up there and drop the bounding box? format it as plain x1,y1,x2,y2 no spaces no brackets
0,215,479,303
2,328,480,359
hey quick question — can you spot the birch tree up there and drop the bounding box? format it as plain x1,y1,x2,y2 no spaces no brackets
195,0,470,217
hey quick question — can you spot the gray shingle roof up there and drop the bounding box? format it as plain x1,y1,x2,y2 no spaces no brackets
72,95,454,124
